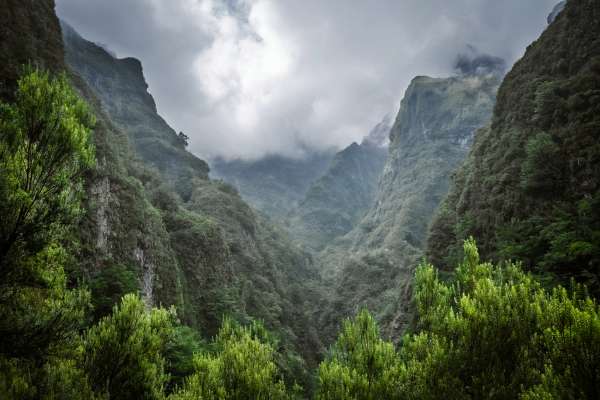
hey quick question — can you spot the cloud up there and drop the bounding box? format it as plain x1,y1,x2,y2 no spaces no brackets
56,0,558,160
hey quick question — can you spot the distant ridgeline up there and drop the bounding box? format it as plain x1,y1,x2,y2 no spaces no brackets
317,48,503,341
210,151,336,222
286,117,390,253
211,115,391,254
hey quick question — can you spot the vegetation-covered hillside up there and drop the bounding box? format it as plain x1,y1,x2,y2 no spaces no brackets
288,139,387,253
427,0,600,294
211,151,335,222
318,64,501,341
60,19,327,379
2,0,600,398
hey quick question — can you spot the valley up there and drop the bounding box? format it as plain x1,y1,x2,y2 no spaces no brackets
1,0,599,398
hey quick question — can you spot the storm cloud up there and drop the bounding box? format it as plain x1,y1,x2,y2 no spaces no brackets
56,0,558,160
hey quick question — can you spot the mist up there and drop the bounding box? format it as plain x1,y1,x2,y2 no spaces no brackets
56,0,558,160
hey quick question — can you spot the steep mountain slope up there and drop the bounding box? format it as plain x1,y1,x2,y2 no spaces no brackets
548,1,566,24
427,0,600,293
319,59,502,340
61,21,325,376
61,22,208,201
287,125,389,252
211,151,335,221
0,0,65,100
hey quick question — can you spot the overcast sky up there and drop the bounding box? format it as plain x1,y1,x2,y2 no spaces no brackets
56,0,557,160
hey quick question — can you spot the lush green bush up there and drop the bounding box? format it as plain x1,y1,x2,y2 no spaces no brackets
318,238,600,399
83,293,176,399
171,318,296,400
0,67,95,270
316,309,399,400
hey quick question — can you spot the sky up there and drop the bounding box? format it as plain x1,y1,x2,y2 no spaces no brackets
55,0,558,161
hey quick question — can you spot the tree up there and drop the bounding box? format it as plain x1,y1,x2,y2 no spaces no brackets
0,68,95,399
316,309,400,400
0,67,95,271
317,239,600,399
84,293,176,399
403,238,600,399
170,318,293,400
177,131,189,148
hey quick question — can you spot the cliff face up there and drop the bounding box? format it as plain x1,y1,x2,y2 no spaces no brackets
62,22,208,200
427,0,600,293
319,67,501,341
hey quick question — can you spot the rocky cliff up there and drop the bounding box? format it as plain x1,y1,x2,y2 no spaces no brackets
318,59,501,341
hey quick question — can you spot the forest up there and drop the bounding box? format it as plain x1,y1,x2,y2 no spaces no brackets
1,0,600,399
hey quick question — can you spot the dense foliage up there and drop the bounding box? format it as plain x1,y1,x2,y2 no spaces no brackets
0,69,95,398
3,0,600,398
62,25,325,385
171,318,296,400
427,0,600,293
317,239,600,399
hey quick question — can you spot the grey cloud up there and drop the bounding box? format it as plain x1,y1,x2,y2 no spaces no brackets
55,0,558,161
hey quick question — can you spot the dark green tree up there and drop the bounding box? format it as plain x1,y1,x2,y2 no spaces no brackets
0,67,95,271
0,69,96,399
83,293,176,399
316,309,399,400
170,318,294,400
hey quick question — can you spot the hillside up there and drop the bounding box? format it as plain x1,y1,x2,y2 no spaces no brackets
211,151,335,221
60,19,325,378
318,60,502,340
3,1,600,398
287,133,388,252
427,0,600,294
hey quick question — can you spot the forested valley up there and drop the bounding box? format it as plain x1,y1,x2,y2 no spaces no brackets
1,0,599,398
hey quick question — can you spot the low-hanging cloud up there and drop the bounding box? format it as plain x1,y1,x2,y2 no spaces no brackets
56,0,558,160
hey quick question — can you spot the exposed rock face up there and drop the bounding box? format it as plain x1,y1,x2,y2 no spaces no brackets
90,176,111,254
318,64,501,342
548,1,566,24
134,247,155,309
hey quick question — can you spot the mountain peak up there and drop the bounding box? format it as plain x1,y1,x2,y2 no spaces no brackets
547,1,566,24
361,115,392,147
453,46,506,77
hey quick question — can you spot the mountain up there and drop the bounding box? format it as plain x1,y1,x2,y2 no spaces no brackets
60,20,325,379
548,1,567,24
211,151,335,221
427,0,600,293
318,56,502,340
61,22,208,201
287,119,390,252
0,0,65,100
